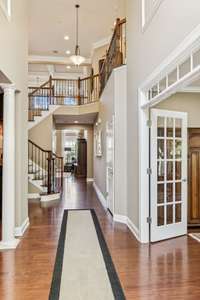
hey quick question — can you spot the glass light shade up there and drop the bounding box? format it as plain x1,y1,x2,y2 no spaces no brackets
70,55,85,66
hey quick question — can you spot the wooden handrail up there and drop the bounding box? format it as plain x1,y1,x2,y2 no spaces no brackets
99,18,126,95
28,79,51,96
28,139,63,195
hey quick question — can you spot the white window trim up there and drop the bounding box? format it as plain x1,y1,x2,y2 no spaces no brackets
142,0,164,32
0,0,11,21
138,23,200,243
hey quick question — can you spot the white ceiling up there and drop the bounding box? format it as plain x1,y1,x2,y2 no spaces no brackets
54,113,98,125
28,0,126,58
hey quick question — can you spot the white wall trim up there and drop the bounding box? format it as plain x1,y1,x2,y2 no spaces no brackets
181,86,200,93
28,193,40,199
113,214,141,242
15,218,30,237
93,182,107,209
0,0,11,21
142,0,164,32
138,22,200,244
87,178,94,182
40,193,60,202
141,23,200,92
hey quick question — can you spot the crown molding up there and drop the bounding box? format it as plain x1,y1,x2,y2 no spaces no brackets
28,55,91,65
91,36,111,57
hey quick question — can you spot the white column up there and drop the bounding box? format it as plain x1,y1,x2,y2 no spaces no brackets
0,84,19,249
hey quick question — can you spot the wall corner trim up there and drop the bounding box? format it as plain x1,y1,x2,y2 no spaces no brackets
93,182,107,209
15,218,30,237
114,214,141,242
87,178,94,182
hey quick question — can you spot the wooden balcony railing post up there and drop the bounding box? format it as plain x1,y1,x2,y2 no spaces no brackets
49,75,52,105
47,151,52,194
78,77,81,105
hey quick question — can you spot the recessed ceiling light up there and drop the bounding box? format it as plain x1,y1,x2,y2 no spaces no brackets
74,121,79,124
66,65,71,69
66,50,71,55
64,35,69,40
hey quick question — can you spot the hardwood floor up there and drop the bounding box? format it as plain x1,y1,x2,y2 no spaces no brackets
1,177,200,299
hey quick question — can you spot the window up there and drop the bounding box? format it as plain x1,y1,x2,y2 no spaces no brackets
142,0,163,31
0,0,11,21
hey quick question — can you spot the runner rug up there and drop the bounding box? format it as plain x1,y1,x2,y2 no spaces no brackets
49,209,126,300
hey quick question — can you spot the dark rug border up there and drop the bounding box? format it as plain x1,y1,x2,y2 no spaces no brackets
49,209,126,300
49,210,68,300
91,209,126,300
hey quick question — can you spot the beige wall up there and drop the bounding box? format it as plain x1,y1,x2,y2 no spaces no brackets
126,0,200,229
92,45,109,74
56,124,94,179
0,1,28,227
156,93,200,127
29,115,53,151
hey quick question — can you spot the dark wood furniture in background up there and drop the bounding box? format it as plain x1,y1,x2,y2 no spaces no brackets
188,128,200,225
75,138,87,178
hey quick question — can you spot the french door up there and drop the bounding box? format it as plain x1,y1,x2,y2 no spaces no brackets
151,109,187,242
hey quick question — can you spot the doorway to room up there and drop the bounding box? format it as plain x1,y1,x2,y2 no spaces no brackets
61,129,87,179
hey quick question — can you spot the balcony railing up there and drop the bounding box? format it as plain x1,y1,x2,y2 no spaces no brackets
28,74,100,121
99,18,126,95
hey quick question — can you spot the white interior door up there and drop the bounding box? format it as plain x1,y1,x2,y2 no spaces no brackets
106,118,114,214
151,109,187,242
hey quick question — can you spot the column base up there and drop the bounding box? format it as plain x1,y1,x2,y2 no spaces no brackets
0,239,20,250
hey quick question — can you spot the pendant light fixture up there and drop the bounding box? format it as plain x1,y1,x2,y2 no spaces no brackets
70,4,85,66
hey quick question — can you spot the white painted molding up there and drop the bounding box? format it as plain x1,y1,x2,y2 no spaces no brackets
142,0,164,32
113,214,127,224
29,55,91,65
0,0,11,21
188,233,200,243
93,36,111,50
181,86,200,93
40,193,60,202
93,182,107,209
15,218,30,237
87,178,94,182
113,214,141,242
127,218,140,243
0,239,20,250
28,193,40,199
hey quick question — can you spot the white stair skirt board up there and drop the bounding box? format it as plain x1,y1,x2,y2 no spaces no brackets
28,193,41,199
28,105,60,130
15,218,30,237
114,214,140,242
87,178,94,182
93,182,107,209
40,193,60,202
0,239,20,250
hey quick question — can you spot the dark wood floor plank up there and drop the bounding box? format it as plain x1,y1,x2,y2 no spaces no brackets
0,177,200,299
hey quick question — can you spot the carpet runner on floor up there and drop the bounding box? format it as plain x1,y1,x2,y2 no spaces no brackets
49,209,126,300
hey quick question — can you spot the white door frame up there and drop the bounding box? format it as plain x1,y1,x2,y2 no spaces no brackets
106,116,115,214
138,24,200,243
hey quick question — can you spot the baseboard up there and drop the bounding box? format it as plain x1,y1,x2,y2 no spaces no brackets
87,178,94,182
28,193,40,199
126,217,140,242
113,214,127,223
113,214,141,242
15,217,30,237
93,182,107,209
40,193,60,202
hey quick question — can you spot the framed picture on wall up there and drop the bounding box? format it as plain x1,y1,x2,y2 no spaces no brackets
95,130,102,157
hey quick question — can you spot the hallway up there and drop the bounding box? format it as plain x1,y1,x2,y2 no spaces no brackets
0,178,200,299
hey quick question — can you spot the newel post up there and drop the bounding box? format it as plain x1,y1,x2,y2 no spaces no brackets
47,151,52,194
